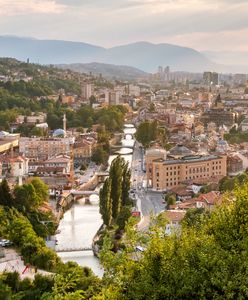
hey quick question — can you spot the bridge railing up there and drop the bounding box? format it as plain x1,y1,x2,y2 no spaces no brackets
55,247,92,252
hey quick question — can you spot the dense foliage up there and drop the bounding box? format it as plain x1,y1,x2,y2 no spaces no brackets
98,183,248,299
0,263,101,300
0,58,127,133
99,156,131,228
135,120,167,148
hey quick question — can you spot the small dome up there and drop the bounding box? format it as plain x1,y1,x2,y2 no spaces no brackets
169,144,193,157
146,148,167,157
53,128,66,137
217,139,228,146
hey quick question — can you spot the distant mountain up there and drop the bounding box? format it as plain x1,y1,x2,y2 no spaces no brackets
96,41,217,73
203,51,248,73
0,35,225,73
0,36,105,64
58,62,148,80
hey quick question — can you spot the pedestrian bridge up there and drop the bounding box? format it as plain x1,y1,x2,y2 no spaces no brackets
55,247,92,253
70,190,99,196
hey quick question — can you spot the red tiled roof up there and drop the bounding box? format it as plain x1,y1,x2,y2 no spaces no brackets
163,210,186,222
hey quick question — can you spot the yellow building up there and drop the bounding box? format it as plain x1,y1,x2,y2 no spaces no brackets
146,145,226,191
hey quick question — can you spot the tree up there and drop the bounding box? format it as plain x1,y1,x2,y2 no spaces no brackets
182,207,209,229
99,178,112,227
91,146,108,165
135,120,166,148
99,183,248,299
165,192,176,207
121,161,131,206
0,179,14,207
109,156,123,220
116,206,131,230
29,177,49,205
99,156,131,227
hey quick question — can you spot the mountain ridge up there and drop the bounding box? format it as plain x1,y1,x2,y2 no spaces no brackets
0,35,247,73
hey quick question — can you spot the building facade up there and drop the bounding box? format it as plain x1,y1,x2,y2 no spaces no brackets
19,137,72,161
148,153,227,191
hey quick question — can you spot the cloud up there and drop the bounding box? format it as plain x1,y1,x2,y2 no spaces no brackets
0,0,247,52
0,0,66,16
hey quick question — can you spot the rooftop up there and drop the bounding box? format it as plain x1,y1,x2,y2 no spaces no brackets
153,154,224,165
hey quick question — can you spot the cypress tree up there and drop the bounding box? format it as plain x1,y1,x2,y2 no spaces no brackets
99,178,112,227
110,156,123,220
0,179,14,207
121,161,131,206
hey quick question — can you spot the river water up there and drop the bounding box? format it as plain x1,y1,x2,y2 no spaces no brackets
55,124,136,277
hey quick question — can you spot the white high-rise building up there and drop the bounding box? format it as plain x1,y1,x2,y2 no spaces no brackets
81,83,94,100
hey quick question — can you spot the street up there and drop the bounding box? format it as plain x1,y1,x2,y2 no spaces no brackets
131,140,165,229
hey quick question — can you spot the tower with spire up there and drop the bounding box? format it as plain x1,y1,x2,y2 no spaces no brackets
63,113,67,137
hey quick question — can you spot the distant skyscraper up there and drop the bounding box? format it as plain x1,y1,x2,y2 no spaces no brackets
203,71,219,86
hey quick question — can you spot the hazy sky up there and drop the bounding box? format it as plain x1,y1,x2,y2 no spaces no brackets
0,0,247,51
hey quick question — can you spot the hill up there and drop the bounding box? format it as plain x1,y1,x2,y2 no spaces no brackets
96,41,216,73
0,36,217,73
58,62,148,80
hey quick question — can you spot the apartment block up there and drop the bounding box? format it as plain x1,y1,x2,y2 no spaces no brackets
19,137,72,161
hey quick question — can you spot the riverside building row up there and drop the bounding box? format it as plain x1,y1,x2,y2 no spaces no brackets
146,145,227,191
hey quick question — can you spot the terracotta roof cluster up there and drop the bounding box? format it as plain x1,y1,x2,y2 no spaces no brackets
169,191,221,210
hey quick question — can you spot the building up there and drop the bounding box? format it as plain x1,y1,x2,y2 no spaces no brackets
240,118,248,132
81,83,94,100
147,144,227,190
16,113,46,125
106,91,121,105
145,146,167,186
0,155,29,178
170,191,221,212
227,154,243,175
74,140,96,166
0,132,20,154
162,210,186,235
200,109,235,127
19,137,73,161
203,71,219,86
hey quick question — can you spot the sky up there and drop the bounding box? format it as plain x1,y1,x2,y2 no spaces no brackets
0,0,247,52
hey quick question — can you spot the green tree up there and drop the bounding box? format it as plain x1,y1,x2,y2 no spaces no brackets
121,161,131,206
29,177,49,205
0,179,14,207
99,178,112,227
165,192,176,207
91,146,108,165
109,156,123,220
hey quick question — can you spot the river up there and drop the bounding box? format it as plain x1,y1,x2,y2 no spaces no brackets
55,124,136,277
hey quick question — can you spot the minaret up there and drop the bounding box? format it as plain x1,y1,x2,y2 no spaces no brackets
63,113,67,137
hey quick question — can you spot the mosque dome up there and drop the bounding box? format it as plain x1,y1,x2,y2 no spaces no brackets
169,144,193,158
53,128,66,137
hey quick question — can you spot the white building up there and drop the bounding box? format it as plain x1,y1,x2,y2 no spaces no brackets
240,118,248,132
81,83,94,100
163,210,186,235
